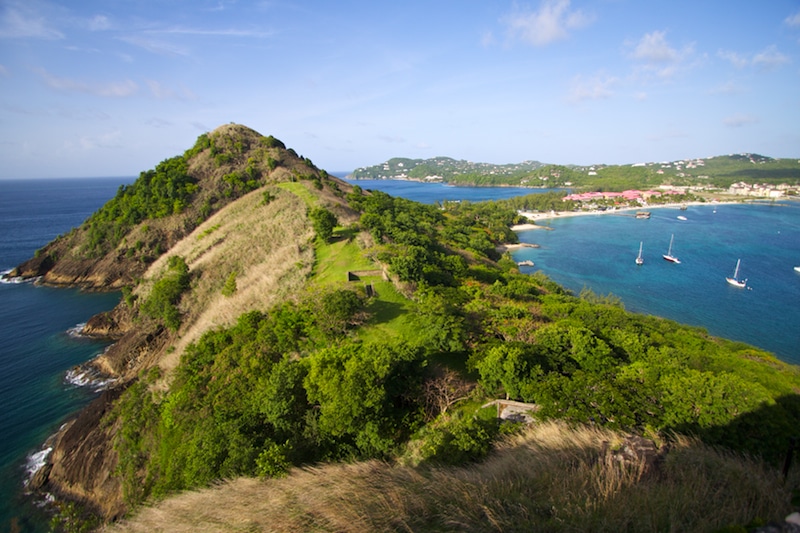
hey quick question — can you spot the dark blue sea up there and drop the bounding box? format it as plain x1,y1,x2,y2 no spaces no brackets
0,178,131,532
2,176,798,530
345,178,556,204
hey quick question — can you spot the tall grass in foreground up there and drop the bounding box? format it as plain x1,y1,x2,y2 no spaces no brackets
105,421,797,532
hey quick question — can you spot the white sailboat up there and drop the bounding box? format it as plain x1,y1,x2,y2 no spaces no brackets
726,259,747,288
635,241,644,265
662,234,680,264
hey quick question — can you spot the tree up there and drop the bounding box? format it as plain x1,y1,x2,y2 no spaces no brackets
475,343,543,401
303,341,426,457
422,367,475,420
309,207,338,242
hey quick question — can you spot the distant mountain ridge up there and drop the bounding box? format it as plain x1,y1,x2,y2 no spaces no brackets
350,153,800,190
350,156,547,184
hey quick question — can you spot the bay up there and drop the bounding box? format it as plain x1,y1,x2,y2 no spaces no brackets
512,203,800,365
343,178,560,204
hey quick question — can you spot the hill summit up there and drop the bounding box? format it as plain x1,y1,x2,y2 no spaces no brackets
11,123,343,289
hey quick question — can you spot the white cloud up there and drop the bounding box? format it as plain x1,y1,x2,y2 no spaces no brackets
632,31,678,63
503,0,594,47
0,1,63,39
718,45,789,71
36,68,139,97
717,49,749,69
118,35,190,56
147,26,274,38
64,130,123,152
628,31,694,79
785,11,800,27
567,73,617,103
709,80,742,95
752,45,789,70
88,14,111,31
723,113,759,128
146,80,195,100
0,64,8,76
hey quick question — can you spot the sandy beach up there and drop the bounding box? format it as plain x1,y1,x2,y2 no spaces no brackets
511,200,744,231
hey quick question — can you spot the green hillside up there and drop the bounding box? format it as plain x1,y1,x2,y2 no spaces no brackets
26,127,800,532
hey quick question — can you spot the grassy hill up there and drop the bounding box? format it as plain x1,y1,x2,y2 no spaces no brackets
25,126,800,532
104,421,796,533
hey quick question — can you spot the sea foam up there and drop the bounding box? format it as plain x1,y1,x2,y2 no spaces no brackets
65,365,117,392
23,446,52,486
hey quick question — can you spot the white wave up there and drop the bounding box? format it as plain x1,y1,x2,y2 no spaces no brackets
24,446,52,485
0,270,30,284
66,322,87,337
65,366,117,391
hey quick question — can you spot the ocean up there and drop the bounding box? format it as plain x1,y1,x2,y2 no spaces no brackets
1,176,798,530
0,178,131,532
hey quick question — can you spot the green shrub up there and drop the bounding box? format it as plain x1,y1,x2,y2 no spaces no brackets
141,256,190,331
222,271,237,297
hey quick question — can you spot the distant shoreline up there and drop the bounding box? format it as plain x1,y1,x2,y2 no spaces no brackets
511,200,751,230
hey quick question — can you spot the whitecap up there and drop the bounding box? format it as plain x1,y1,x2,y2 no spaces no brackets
0,269,28,284
65,366,117,392
66,323,87,337
24,446,52,486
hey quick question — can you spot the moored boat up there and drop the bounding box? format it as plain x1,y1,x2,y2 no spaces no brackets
662,234,680,264
726,259,747,288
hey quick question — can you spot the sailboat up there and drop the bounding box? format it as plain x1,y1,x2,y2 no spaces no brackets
662,234,680,263
635,242,644,265
726,259,747,288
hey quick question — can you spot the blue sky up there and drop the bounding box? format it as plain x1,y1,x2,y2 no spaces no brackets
1,0,799,178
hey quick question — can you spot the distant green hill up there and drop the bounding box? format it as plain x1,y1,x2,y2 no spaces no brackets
351,154,800,191
350,156,548,186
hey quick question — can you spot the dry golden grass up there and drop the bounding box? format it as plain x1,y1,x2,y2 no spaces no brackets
136,185,315,379
104,421,797,533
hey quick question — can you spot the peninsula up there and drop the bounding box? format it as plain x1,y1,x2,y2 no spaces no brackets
11,125,800,532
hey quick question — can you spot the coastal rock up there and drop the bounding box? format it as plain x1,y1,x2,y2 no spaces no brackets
46,386,127,521
28,462,52,491
83,307,131,339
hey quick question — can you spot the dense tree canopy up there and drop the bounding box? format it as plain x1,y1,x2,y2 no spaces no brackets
109,183,800,515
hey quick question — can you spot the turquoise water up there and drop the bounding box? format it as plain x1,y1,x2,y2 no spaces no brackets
512,203,800,365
